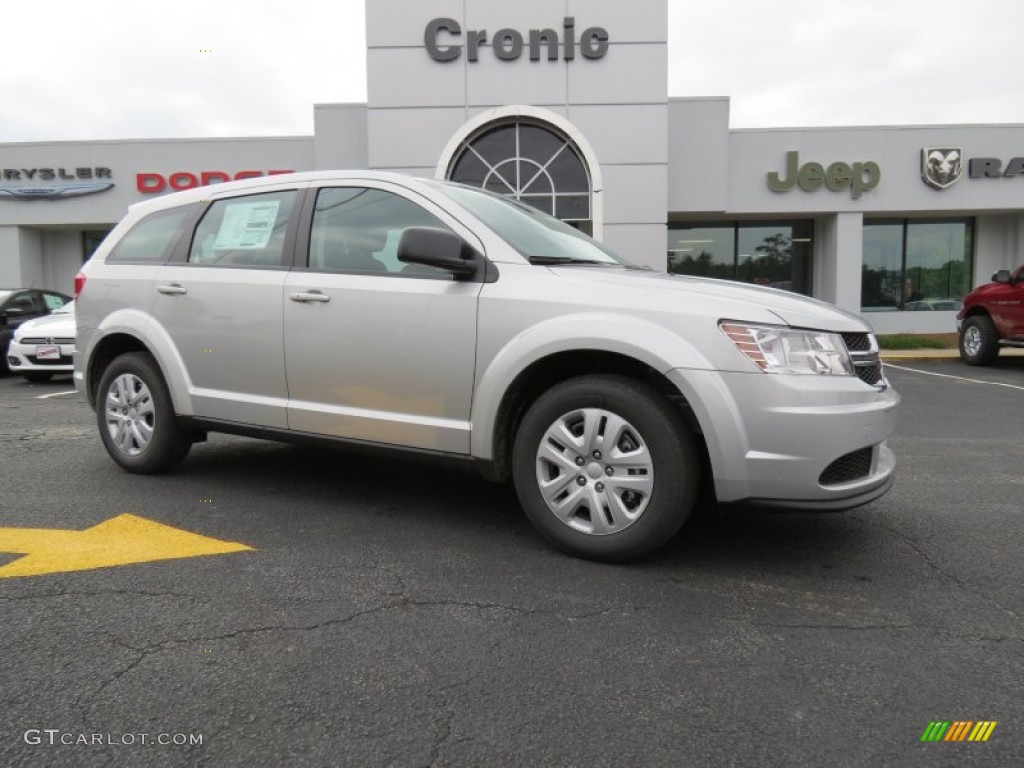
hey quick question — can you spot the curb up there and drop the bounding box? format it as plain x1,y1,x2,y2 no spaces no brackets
880,349,1024,362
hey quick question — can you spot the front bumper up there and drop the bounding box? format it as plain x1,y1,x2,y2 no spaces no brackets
668,367,900,509
6,340,75,374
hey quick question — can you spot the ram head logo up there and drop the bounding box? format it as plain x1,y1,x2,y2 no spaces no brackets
922,148,962,190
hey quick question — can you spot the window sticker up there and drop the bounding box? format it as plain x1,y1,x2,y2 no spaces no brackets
213,201,281,250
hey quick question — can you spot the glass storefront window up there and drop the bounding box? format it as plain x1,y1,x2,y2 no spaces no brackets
861,219,973,311
667,221,813,295
667,226,733,279
861,223,903,310
82,230,111,262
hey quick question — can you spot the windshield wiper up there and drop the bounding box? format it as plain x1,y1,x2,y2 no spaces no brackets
528,256,613,266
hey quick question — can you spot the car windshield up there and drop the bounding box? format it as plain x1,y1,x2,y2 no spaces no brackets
435,183,633,267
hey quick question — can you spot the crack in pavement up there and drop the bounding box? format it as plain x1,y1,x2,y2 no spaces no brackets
424,679,472,768
70,584,655,726
845,511,1020,622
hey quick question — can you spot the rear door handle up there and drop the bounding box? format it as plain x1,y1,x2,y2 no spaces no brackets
157,283,187,295
289,291,331,303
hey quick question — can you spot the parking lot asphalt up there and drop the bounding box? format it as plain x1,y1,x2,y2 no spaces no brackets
0,360,1021,767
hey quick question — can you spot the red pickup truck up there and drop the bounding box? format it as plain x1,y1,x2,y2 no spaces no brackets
957,265,1024,365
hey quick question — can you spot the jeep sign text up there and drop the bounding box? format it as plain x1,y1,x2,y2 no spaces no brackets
766,151,880,199
425,17,609,62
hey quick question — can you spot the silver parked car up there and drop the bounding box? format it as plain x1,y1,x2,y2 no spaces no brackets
74,171,898,561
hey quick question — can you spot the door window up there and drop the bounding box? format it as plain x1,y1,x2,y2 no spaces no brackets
11,291,44,314
42,292,69,310
189,191,296,267
308,187,451,278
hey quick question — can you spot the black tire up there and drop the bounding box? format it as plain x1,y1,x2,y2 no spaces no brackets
959,315,999,366
512,375,700,562
24,372,54,383
95,351,192,474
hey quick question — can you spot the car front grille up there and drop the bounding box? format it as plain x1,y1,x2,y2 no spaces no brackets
819,447,874,486
841,332,886,390
840,332,872,352
20,337,74,345
855,364,884,386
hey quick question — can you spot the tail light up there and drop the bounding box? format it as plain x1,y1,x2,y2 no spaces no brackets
74,272,87,298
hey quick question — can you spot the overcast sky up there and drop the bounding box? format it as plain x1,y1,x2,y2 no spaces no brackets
2,0,1022,143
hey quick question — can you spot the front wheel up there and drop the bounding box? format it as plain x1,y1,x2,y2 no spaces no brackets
959,315,999,366
512,375,700,562
95,352,192,473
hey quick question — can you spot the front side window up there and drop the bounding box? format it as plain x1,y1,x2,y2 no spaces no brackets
10,291,43,313
668,221,813,295
308,187,450,277
106,207,194,264
861,218,973,311
189,191,296,267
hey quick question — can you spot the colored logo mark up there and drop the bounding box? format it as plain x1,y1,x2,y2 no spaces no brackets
921,721,997,742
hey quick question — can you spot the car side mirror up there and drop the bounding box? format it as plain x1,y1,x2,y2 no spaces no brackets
398,227,481,279
992,269,1011,284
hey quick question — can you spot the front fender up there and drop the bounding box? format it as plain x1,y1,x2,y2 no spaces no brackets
470,312,712,459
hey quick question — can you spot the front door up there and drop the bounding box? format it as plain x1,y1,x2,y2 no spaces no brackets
283,184,482,453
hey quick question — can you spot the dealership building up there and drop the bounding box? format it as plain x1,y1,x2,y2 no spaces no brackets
2,0,1022,333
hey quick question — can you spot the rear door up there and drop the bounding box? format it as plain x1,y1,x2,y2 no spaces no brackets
150,185,303,428
282,182,483,453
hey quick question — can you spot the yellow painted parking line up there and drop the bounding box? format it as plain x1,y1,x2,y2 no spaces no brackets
0,514,252,578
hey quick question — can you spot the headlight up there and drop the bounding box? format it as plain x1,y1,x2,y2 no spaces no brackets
720,322,853,376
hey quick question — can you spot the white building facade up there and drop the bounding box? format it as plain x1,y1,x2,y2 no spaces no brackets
2,0,1023,333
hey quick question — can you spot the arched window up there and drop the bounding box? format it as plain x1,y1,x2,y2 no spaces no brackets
446,119,593,234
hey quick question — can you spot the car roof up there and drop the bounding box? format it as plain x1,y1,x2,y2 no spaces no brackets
125,170,438,217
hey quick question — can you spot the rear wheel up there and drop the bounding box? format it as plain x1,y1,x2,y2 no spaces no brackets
959,315,999,366
96,352,191,473
512,375,700,562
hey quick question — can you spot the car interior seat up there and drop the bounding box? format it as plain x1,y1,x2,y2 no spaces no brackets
342,227,389,273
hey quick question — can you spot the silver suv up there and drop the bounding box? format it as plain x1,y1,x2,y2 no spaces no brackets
75,171,898,561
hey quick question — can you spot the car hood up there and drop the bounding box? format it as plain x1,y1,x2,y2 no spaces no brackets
548,267,872,333
15,311,76,339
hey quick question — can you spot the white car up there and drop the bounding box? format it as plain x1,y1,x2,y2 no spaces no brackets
7,303,76,382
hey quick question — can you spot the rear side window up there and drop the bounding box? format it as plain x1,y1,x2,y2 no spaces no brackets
106,207,193,264
189,190,296,268
42,292,68,310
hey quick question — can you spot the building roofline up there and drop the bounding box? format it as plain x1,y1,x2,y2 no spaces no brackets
0,135,312,149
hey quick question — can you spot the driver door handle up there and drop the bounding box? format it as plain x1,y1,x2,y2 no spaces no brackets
289,290,331,303
157,283,187,296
